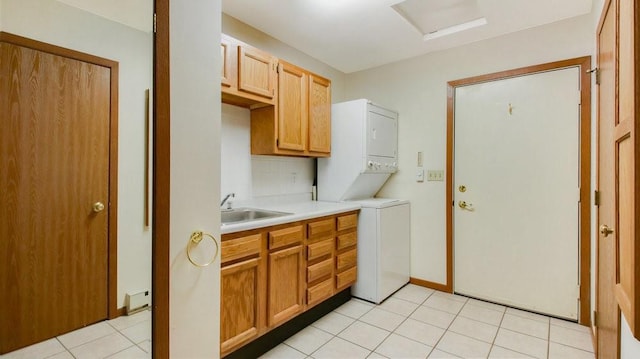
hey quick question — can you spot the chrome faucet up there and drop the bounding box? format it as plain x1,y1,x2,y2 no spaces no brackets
220,193,235,209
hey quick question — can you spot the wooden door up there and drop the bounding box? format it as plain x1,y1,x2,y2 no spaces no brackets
267,245,304,327
238,45,275,99
220,258,261,356
277,61,307,152
595,0,620,357
308,74,331,154
0,39,112,353
454,68,582,319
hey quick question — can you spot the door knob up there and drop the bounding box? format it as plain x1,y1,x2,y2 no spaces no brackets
458,201,474,211
93,202,105,213
599,224,614,237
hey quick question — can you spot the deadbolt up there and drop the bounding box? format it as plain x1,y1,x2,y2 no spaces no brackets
458,185,467,193
93,202,105,213
599,224,614,237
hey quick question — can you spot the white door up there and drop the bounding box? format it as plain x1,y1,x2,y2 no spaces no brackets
454,68,581,319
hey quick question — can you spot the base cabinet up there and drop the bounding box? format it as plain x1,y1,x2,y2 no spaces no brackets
220,211,358,357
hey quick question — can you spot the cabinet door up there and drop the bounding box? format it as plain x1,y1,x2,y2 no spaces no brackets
268,244,304,327
308,74,331,154
238,45,275,98
278,61,307,151
220,35,233,88
221,258,262,355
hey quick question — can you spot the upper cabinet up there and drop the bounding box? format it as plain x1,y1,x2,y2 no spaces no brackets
221,34,277,107
221,34,331,158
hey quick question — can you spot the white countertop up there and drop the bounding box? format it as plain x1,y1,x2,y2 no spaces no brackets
221,200,361,234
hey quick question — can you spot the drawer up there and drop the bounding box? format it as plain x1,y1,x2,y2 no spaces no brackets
221,233,261,264
268,225,304,250
307,218,334,239
336,266,357,290
307,278,333,306
307,237,334,262
336,232,357,251
307,258,333,283
336,248,357,272
336,213,357,231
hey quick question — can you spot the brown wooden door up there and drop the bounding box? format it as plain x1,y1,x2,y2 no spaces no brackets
0,41,111,353
277,61,307,152
308,74,331,155
596,0,620,357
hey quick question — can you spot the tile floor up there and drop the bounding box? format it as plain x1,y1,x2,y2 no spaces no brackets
261,285,595,359
1,285,595,359
0,309,151,359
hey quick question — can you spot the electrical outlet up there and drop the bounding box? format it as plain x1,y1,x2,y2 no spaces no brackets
427,170,444,181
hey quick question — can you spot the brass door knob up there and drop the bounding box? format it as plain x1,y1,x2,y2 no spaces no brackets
93,202,105,213
599,224,614,237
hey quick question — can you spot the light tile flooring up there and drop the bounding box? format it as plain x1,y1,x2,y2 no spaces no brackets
261,285,595,359
0,310,151,359
1,286,595,359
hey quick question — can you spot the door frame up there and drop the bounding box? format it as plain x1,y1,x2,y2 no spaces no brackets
152,0,170,358
445,57,592,325
0,32,120,319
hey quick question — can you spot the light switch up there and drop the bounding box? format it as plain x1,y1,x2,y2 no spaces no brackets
427,170,444,181
416,167,424,182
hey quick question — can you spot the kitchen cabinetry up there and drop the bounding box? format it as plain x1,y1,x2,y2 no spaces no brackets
266,226,305,327
220,34,277,108
220,233,265,357
220,210,358,357
251,60,331,157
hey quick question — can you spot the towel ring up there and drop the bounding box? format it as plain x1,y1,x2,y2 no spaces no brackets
186,231,219,267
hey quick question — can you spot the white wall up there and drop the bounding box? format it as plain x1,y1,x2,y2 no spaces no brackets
169,0,221,356
221,105,315,204
344,14,595,285
0,0,152,308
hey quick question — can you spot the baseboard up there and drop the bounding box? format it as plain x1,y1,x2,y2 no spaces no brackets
410,277,452,293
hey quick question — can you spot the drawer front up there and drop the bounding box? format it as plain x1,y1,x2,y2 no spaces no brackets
336,248,357,272
307,218,334,239
221,233,262,264
336,213,357,231
268,225,304,250
336,232,357,251
307,237,334,262
336,266,357,290
307,278,333,306
307,258,333,283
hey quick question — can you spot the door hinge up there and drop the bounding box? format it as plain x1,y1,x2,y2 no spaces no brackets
276,138,279,147
153,13,157,33
593,310,598,327
594,190,601,206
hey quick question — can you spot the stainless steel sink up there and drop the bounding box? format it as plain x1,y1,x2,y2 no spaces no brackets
221,207,291,225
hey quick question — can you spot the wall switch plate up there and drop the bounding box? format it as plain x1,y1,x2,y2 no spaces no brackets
427,170,444,181
416,167,424,182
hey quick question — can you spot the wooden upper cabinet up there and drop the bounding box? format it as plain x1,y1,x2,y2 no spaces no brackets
250,62,332,157
238,45,276,99
308,74,331,155
220,34,277,107
220,35,233,88
277,61,307,152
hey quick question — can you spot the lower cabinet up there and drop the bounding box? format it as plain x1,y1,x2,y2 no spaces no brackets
267,245,304,327
220,210,359,357
220,257,262,356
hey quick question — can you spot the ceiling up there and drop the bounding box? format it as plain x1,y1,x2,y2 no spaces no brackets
222,0,593,74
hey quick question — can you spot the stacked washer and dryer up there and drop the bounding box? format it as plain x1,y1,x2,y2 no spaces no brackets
318,99,410,304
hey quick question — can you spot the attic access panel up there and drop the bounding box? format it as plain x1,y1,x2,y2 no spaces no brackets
392,0,483,36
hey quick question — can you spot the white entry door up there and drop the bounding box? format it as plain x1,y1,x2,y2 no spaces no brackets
454,67,581,320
